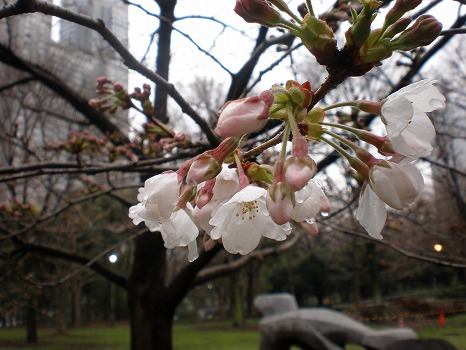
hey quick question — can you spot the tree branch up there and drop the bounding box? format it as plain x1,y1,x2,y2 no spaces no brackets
0,44,128,144
192,232,302,286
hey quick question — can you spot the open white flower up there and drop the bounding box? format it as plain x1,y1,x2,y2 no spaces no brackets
192,165,240,234
161,208,199,262
369,161,424,210
381,79,445,159
136,172,180,222
128,203,199,262
128,202,161,232
291,180,328,223
356,161,424,239
209,185,291,255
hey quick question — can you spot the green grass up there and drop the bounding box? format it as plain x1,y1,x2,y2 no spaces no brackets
416,313,466,350
0,314,465,349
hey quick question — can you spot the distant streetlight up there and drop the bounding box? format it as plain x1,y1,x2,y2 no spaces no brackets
434,244,443,252
108,253,118,327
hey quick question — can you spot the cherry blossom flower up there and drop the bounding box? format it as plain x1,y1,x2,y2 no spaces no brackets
291,180,328,224
192,166,240,234
356,161,424,238
160,208,199,262
129,203,199,262
135,172,180,222
381,79,445,159
214,90,274,137
369,161,424,210
209,185,291,255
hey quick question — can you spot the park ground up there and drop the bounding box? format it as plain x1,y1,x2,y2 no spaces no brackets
0,313,465,350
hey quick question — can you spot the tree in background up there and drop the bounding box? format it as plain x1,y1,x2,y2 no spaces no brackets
1,1,466,350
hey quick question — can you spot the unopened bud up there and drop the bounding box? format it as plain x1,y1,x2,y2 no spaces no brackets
359,39,392,63
187,154,222,185
285,80,313,110
215,90,274,137
300,14,339,65
284,155,317,192
383,17,412,40
234,0,286,27
345,0,381,48
245,162,274,186
389,15,442,51
383,0,422,28
266,183,295,225
306,107,325,123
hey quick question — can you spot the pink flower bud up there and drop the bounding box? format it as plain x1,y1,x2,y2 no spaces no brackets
195,177,215,209
234,0,284,27
187,154,221,185
266,183,295,225
284,155,317,192
214,90,274,137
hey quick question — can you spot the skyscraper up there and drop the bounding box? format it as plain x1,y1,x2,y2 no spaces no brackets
0,0,130,204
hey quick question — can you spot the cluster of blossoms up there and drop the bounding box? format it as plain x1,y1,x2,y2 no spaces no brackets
127,0,446,260
129,78,445,259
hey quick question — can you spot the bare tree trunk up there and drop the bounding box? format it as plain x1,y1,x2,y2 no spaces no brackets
71,282,82,327
26,294,38,343
153,0,176,123
128,232,174,350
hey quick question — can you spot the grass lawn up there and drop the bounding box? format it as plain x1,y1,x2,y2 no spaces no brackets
0,314,465,349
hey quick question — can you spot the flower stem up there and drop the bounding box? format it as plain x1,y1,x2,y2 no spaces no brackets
320,121,360,134
323,129,359,152
322,101,358,111
286,103,301,137
318,135,353,161
318,135,370,178
306,0,315,16
324,130,377,167
280,120,291,160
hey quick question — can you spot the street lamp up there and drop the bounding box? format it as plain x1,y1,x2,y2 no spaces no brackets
108,253,118,326
108,254,118,263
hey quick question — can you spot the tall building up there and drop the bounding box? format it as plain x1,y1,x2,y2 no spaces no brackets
0,0,130,205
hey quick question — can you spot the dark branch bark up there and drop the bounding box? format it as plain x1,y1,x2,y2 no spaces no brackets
192,232,302,287
18,239,128,288
0,76,36,92
153,0,176,123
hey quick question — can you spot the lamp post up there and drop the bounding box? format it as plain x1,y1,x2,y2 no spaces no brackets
108,254,118,327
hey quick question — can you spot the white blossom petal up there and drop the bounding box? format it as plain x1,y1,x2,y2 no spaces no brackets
355,186,386,239
391,80,445,112
187,240,199,262
381,95,414,138
390,109,436,158
161,209,199,249
209,186,291,255
370,162,424,210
